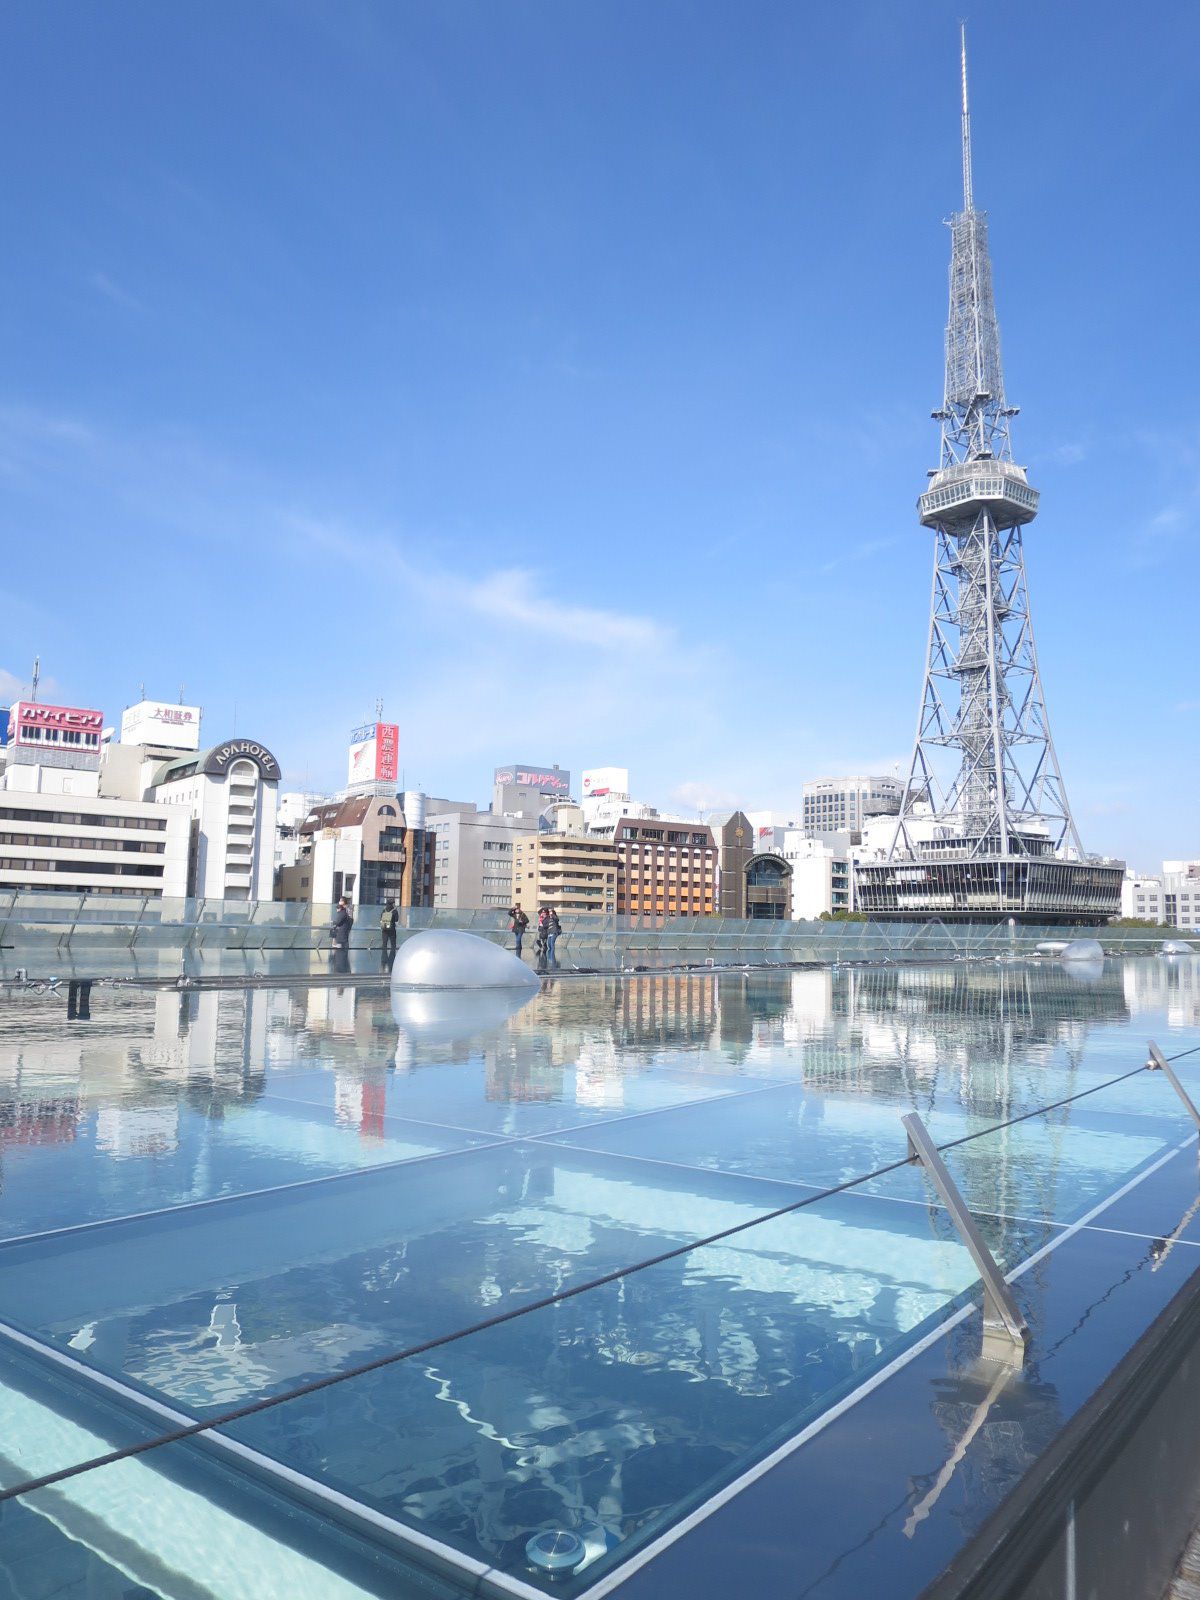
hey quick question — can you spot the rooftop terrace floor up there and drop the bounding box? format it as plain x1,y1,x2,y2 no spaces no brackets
1,956,1199,1598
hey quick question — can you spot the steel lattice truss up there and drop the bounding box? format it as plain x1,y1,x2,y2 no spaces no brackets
888,27,1085,871
894,514,1083,861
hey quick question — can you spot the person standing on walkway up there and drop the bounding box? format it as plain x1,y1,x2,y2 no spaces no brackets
509,902,529,958
535,907,550,972
546,907,561,967
330,896,353,974
380,899,399,966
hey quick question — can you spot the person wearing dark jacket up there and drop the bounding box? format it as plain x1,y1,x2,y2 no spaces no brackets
331,897,353,946
546,908,561,967
509,902,529,958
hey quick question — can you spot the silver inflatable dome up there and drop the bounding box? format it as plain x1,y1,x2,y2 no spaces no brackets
390,929,539,991
1061,939,1104,964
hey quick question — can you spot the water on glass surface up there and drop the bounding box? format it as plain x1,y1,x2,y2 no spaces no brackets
0,955,1197,1596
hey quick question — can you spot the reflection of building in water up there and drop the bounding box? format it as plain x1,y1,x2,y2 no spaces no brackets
95,1103,180,1158
0,986,282,1126
793,963,1130,1113
1122,957,1200,1030
613,975,718,1053
333,1076,388,1140
715,973,795,1059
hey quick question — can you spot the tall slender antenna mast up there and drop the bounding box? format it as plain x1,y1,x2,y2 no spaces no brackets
960,22,973,212
30,657,40,704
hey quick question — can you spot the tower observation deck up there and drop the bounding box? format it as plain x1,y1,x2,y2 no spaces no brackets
855,29,1123,923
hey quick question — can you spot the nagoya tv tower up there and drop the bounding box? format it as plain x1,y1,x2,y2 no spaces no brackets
855,29,1123,923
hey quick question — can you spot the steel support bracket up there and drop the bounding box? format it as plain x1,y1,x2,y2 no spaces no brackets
903,1111,1029,1367
1146,1041,1200,1131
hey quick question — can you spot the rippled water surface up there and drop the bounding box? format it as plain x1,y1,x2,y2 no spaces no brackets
1,955,1198,1597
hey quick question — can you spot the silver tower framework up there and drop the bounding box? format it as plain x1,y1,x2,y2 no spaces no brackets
856,30,1122,923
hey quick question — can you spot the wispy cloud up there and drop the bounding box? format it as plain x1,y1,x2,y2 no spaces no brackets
1045,440,1088,466
820,535,901,576
0,665,60,703
669,779,742,815
89,272,146,313
1176,699,1200,714
288,514,674,653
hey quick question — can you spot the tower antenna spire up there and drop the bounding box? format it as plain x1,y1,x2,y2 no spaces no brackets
960,22,973,212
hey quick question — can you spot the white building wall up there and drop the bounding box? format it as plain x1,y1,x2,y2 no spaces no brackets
153,758,279,902
783,831,852,920
427,810,538,908
0,788,190,897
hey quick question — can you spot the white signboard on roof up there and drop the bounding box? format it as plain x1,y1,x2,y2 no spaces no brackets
121,700,202,751
582,766,628,799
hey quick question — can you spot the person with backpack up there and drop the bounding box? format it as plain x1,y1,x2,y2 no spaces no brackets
509,902,529,957
380,899,399,966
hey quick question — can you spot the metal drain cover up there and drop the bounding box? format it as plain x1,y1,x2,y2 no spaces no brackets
525,1530,587,1574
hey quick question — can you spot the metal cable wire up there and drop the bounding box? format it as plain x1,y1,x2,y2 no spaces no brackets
1,1037,1198,1506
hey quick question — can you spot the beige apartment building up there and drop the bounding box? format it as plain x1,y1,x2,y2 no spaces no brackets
511,832,618,916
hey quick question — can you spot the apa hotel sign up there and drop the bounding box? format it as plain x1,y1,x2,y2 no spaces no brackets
202,740,281,781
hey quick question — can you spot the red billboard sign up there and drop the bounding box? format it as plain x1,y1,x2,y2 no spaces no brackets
11,700,104,750
376,722,399,783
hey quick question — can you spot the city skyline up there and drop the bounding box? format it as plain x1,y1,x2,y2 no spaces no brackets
1,2,1196,867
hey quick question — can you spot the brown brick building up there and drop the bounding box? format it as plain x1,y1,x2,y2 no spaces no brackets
612,817,718,918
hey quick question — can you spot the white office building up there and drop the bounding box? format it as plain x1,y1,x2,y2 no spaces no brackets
426,802,538,909
148,740,281,902
802,776,904,838
783,831,853,920
0,699,189,897
1122,861,1200,931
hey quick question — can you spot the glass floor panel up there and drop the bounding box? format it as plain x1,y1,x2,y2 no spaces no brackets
0,958,1196,1598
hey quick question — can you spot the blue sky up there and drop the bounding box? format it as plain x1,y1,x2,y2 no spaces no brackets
1,1,1196,869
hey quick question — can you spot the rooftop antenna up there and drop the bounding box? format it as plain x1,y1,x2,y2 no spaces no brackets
960,22,973,212
179,683,186,704
30,656,40,704
375,696,384,719
139,680,146,703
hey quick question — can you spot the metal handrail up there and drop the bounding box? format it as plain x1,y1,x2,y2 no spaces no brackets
903,1111,1030,1363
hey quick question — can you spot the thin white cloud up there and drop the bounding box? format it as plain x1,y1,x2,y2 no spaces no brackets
820,535,901,576
0,665,60,703
288,514,674,654
90,272,146,313
669,779,742,814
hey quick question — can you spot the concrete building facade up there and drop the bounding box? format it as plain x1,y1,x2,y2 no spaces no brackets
0,698,190,898
802,776,903,839
148,740,280,902
492,763,571,820
784,832,854,920
426,804,538,909
512,830,618,916
277,795,433,910
1122,861,1200,931
0,789,189,898
612,817,717,919
708,811,755,918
